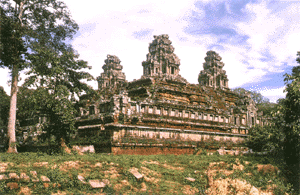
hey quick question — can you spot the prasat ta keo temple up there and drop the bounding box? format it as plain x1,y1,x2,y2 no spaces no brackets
76,34,268,154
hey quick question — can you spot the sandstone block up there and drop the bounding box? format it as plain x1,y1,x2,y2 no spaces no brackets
0,174,8,180
9,173,20,180
30,171,37,176
185,177,196,182
217,149,225,155
31,178,39,182
72,145,95,153
78,175,87,184
20,173,30,182
89,180,106,188
40,175,50,182
129,168,143,181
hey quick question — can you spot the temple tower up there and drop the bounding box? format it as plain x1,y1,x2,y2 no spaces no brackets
97,55,126,89
198,51,229,89
142,34,181,77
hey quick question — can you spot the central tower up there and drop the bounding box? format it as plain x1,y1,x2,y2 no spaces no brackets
198,51,229,89
142,34,181,77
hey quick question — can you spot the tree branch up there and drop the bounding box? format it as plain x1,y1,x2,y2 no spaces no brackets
18,0,27,25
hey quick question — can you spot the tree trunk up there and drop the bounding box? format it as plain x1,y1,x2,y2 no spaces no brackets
7,64,18,153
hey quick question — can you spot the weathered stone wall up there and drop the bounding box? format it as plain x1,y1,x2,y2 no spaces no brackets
112,147,196,155
111,126,246,144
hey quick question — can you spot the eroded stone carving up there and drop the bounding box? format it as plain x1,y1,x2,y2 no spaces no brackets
141,34,187,83
198,51,229,89
97,55,126,89
75,34,269,154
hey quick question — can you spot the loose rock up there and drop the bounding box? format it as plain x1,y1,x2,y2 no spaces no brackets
89,180,106,188
20,173,30,182
185,177,196,182
129,168,143,181
0,174,8,180
40,175,50,182
9,173,20,180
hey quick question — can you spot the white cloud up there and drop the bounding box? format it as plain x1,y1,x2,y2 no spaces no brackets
1,0,299,106
0,68,10,95
235,0,300,69
64,0,205,85
258,86,286,103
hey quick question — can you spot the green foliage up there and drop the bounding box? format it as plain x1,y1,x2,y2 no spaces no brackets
0,86,9,147
1,0,94,152
232,88,270,104
246,125,284,152
256,102,277,117
0,152,293,194
232,88,278,116
0,3,27,69
282,53,300,162
279,52,300,192
247,52,300,192
1,0,95,147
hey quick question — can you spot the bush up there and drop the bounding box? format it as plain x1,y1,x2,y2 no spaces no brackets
246,125,284,152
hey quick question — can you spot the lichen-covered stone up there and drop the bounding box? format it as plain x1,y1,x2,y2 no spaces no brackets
198,51,228,89
97,55,126,89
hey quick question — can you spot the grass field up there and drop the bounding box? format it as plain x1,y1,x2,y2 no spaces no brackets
0,151,292,194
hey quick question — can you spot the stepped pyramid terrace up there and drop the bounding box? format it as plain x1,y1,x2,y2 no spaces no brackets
76,34,268,154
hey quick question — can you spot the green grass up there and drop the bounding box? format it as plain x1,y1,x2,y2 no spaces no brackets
0,152,293,194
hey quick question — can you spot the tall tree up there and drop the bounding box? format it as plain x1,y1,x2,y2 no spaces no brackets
0,0,91,153
282,52,300,192
0,1,27,153
0,86,10,147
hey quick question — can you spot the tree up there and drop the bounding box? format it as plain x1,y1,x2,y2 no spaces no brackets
246,125,284,153
22,61,94,151
281,52,300,192
232,87,270,104
232,87,276,116
0,86,10,148
0,1,27,153
0,0,90,153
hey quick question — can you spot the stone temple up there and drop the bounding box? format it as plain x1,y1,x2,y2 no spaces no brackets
77,34,267,154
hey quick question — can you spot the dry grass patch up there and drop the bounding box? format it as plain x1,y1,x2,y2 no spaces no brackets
59,161,82,171
18,186,32,195
144,176,160,184
206,178,254,195
257,164,278,175
142,160,160,165
182,185,199,195
233,164,244,171
51,190,67,195
206,160,278,195
91,162,102,168
33,162,49,168
140,166,162,178
104,166,120,179
162,163,184,171
0,162,10,172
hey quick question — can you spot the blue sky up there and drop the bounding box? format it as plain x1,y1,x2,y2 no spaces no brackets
1,0,299,102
